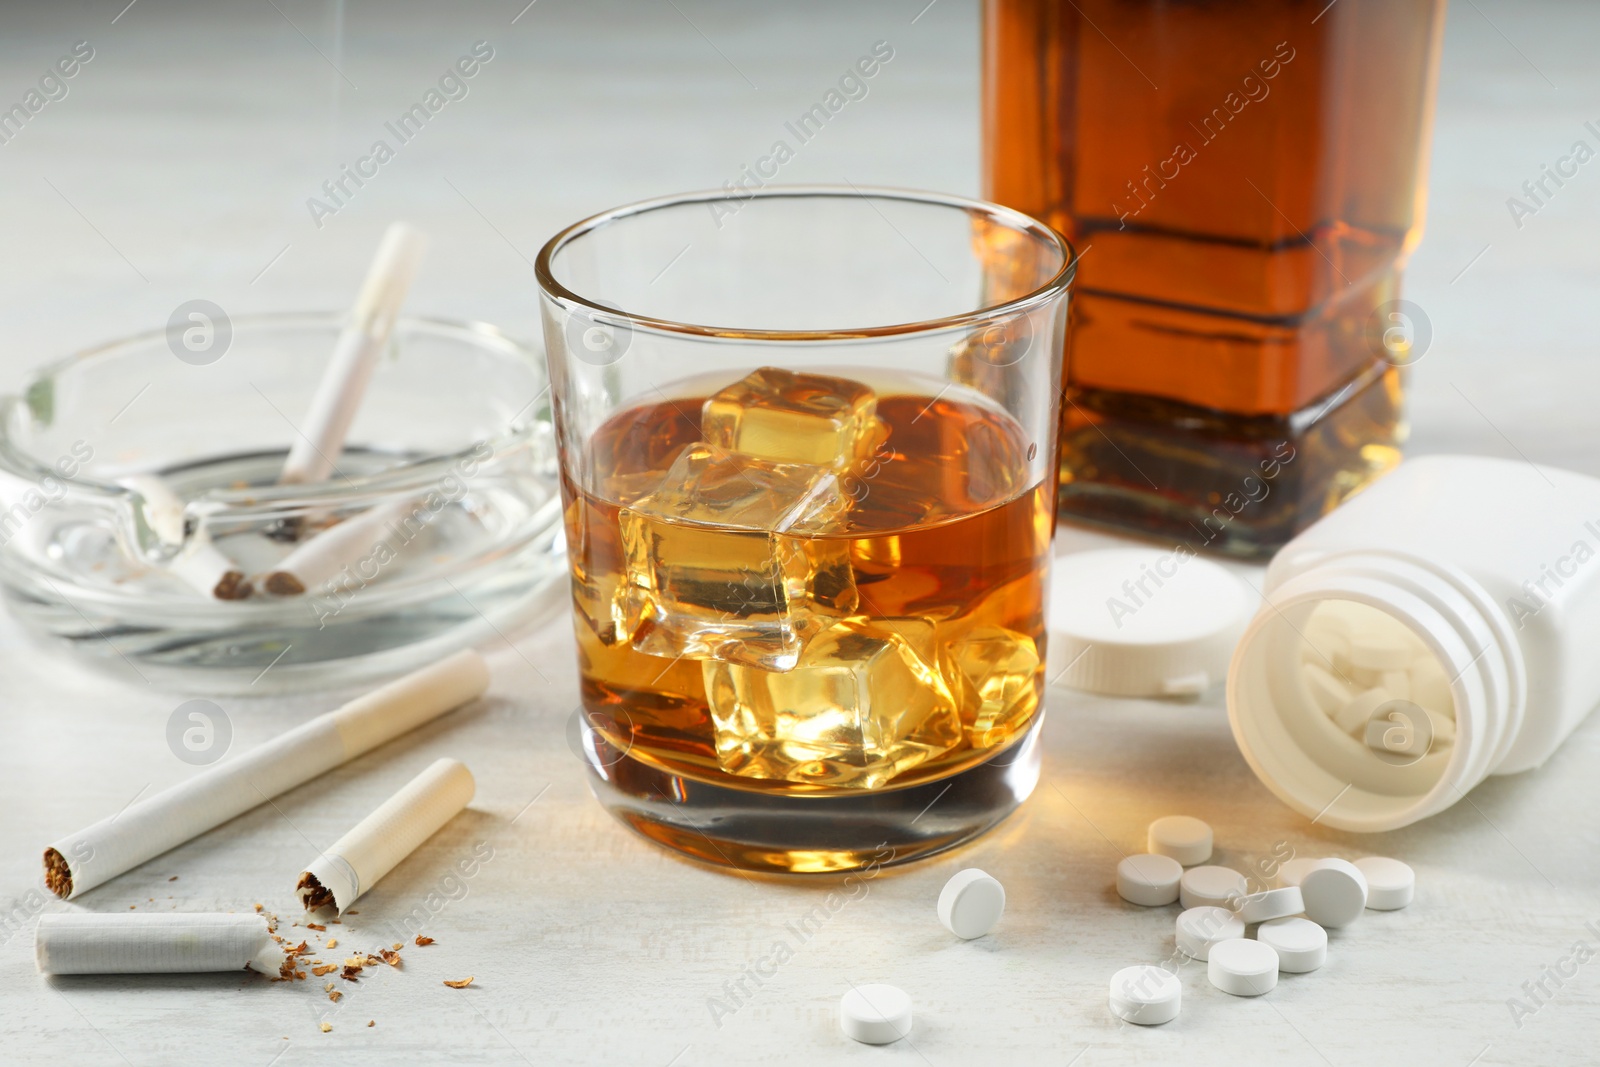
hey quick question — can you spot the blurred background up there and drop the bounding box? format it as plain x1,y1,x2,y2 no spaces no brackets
0,0,1594,467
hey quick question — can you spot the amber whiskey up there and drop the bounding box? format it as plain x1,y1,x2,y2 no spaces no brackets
562,367,1053,794
983,0,1445,554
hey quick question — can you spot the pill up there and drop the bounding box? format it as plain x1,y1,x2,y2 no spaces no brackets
1207,938,1279,996
1117,854,1183,907
1108,965,1181,1026
839,984,912,1045
1363,703,1429,756
1179,865,1247,910
1350,631,1412,671
1304,662,1355,716
1428,707,1457,748
1353,856,1415,910
1236,886,1305,924
1379,669,1412,700
1299,859,1368,927
1276,857,1319,888
1303,607,1352,663
1147,816,1213,866
937,868,1006,939
1334,687,1396,737
1175,906,1244,961
1255,917,1327,973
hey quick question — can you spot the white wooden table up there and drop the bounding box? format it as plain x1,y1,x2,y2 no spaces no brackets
1,2,1597,1063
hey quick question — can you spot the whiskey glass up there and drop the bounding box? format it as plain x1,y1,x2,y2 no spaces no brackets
538,187,1074,873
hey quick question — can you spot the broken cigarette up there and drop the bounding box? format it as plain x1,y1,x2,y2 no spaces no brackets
262,497,420,596
36,913,283,975
43,649,489,900
279,222,428,486
120,474,251,600
297,757,474,915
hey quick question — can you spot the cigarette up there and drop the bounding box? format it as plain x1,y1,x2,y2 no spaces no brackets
43,649,489,900
36,913,283,975
261,497,420,596
297,758,474,915
279,222,428,486
119,475,252,600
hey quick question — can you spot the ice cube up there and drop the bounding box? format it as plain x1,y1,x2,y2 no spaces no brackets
617,442,857,670
943,624,1041,748
701,367,882,469
702,616,963,789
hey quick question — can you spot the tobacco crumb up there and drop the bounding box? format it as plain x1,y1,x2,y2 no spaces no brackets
297,871,337,912
443,977,474,989
328,989,342,1003
254,903,263,912
168,876,178,882
378,949,401,968
414,936,434,947
43,848,73,899
367,1020,375,1028
391,942,402,951
306,923,326,932
340,966,362,982
320,1022,332,1033
325,938,338,949
313,964,336,976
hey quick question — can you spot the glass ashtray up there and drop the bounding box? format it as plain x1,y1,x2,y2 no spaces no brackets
0,313,564,692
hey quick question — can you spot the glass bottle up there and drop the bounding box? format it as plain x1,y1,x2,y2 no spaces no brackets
983,0,1447,555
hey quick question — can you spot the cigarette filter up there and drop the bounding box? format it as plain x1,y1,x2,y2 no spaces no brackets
43,649,488,900
36,913,282,975
298,757,474,914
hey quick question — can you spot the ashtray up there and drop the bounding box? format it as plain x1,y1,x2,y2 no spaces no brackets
0,312,563,692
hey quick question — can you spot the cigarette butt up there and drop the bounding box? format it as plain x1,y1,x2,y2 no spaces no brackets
42,649,489,900
280,222,428,487
298,758,474,914
35,913,282,975
262,498,421,596
119,475,252,600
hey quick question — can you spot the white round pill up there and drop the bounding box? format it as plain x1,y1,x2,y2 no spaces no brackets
1256,917,1327,973
1116,854,1183,907
1353,856,1415,910
1236,885,1305,924
1299,858,1368,927
839,984,912,1045
1277,857,1318,888
1108,965,1181,1025
937,868,1006,939
1179,865,1247,910
1175,906,1244,961
1207,938,1279,997
1147,815,1213,866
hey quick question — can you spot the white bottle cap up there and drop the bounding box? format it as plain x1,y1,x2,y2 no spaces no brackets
1049,548,1251,698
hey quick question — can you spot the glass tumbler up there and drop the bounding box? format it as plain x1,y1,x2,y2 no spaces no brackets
538,187,1075,873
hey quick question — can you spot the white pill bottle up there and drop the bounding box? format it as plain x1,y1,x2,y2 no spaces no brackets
1228,455,1600,831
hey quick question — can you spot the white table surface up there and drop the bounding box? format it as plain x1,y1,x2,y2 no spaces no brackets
2,2,1598,1064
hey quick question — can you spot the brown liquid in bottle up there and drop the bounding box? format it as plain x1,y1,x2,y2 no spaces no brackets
984,0,1445,554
